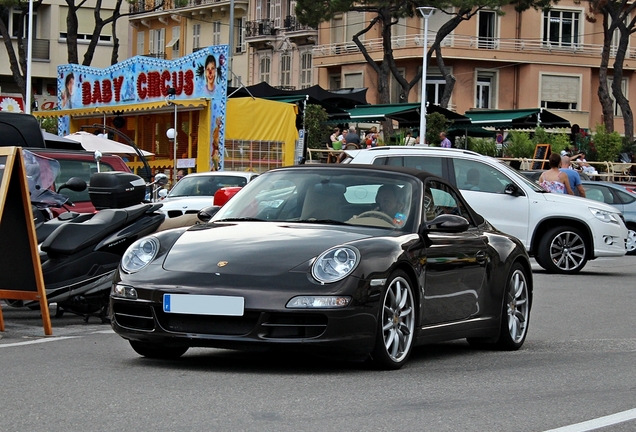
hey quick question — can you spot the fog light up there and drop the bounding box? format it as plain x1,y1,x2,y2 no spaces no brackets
604,235,614,245
112,284,138,299
286,296,351,308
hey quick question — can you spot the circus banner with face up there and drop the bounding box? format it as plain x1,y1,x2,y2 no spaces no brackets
58,45,229,170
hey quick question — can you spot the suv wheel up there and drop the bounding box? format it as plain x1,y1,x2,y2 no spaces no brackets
537,226,587,274
626,223,636,256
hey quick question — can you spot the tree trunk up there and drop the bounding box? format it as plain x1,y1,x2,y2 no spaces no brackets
65,0,80,64
597,13,615,133
0,11,26,99
613,21,634,142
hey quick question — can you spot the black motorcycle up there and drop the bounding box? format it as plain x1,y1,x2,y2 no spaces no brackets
10,171,166,322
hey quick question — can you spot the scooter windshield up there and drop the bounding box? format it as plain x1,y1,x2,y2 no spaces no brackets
22,149,67,207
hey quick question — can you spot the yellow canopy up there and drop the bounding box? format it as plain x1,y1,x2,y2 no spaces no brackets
226,98,299,166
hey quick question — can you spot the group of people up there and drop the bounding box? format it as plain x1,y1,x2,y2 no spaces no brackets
538,152,586,197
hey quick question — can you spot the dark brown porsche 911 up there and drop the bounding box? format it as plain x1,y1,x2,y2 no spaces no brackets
110,164,532,370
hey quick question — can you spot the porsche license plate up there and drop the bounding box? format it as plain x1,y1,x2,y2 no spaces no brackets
163,294,244,316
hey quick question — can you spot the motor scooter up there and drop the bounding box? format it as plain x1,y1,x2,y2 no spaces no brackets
8,171,166,322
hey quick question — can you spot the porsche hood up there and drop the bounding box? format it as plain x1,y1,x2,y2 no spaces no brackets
162,222,372,275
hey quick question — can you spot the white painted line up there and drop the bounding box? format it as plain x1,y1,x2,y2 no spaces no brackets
0,336,79,348
544,408,636,432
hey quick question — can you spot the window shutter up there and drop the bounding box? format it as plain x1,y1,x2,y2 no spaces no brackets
541,75,579,103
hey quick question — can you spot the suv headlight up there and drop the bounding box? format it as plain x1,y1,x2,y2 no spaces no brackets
121,237,160,273
589,207,621,224
312,246,360,284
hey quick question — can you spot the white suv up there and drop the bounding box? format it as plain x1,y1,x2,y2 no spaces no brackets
345,146,628,274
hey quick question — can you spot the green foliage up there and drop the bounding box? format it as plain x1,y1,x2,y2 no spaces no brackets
550,132,571,156
304,104,330,150
504,131,534,158
425,112,449,146
532,127,551,146
40,117,58,134
467,137,499,156
593,124,623,162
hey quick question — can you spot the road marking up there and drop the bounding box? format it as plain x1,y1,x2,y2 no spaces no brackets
544,408,636,431
0,336,79,348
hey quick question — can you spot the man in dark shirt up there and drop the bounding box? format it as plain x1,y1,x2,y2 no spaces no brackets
345,127,360,147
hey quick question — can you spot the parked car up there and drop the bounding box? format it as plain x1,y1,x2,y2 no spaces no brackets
344,146,628,274
110,164,532,370
160,171,259,218
581,181,636,255
29,148,132,215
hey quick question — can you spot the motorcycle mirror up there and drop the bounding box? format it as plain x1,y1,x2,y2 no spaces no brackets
60,177,88,193
155,173,168,186
158,189,168,199
94,150,102,163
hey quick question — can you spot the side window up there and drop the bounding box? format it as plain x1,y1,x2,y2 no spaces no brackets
453,158,509,194
424,180,472,224
616,188,636,204
372,156,444,178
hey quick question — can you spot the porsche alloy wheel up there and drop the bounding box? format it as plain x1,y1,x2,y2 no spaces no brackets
498,263,530,349
371,270,415,370
468,263,530,350
129,341,189,359
537,226,587,274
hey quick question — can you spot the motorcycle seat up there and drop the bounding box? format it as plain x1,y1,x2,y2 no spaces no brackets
41,203,153,255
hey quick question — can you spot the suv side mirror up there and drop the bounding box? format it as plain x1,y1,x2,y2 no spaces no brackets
504,183,523,196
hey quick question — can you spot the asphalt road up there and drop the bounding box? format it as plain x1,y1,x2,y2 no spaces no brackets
1,256,636,432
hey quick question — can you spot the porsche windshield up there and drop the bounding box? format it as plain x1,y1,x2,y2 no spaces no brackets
213,168,420,231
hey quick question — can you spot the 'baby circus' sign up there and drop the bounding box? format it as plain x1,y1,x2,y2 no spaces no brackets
57,45,229,171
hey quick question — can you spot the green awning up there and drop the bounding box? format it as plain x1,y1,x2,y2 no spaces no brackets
345,103,470,125
464,108,570,129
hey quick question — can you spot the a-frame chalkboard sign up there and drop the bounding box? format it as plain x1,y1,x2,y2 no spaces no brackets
0,147,52,335
532,144,551,170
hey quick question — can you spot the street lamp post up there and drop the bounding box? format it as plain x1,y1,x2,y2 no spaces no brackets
417,7,436,145
165,87,178,186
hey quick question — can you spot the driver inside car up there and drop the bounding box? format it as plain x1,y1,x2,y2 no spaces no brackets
351,184,408,227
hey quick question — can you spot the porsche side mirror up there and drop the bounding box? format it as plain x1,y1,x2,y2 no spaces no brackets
197,205,222,223
420,214,469,234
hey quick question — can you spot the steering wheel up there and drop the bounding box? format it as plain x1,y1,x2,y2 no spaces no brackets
356,210,394,225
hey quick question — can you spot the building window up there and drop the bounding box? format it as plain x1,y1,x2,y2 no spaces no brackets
300,52,312,89
426,75,447,106
260,56,271,83
150,28,165,57
235,18,246,54
344,72,363,89
137,31,145,56
345,11,364,42
475,71,496,109
1,8,37,38
271,0,282,28
540,74,580,110
280,54,291,87
478,10,496,49
328,74,341,90
543,10,580,48
193,24,201,50
166,26,180,55
213,21,222,46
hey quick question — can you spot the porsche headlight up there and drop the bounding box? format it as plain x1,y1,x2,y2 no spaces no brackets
589,207,621,224
121,236,160,274
311,246,359,284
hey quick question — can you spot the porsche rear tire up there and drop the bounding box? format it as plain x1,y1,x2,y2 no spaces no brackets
129,341,188,359
370,270,416,370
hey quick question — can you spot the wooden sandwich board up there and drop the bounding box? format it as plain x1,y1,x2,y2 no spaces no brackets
532,144,551,170
0,146,52,335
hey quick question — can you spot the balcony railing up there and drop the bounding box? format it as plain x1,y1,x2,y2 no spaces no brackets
144,52,167,59
283,15,315,32
245,20,276,38
129,0,243,14
312,32,636,60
